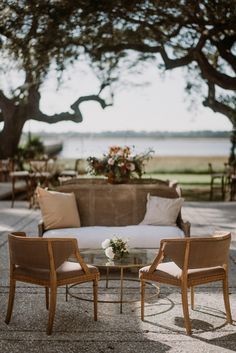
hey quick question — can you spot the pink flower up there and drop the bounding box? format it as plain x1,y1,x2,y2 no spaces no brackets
108,158,115,165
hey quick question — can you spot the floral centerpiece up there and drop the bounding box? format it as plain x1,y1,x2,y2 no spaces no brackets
102,237,129,260
87,145,153,183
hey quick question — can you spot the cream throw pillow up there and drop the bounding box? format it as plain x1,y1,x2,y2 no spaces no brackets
37,187,81,230
140,193,184,226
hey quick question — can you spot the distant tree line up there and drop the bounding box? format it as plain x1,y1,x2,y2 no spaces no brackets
23,130,231,140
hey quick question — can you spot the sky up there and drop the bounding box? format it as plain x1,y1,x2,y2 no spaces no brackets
6,61,234,134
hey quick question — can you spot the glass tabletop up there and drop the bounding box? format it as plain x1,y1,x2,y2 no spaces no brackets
80,248,158,268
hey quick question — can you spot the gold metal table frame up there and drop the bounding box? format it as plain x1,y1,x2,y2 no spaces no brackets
66,248,159,313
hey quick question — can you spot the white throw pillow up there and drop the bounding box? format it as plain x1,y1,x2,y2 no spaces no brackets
37,187,81,230
140,193,184,226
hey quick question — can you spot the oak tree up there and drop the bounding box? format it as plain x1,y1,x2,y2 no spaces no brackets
0,1,114,158
1,0,236,161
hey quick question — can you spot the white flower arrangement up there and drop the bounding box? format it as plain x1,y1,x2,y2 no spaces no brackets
102,237,129,260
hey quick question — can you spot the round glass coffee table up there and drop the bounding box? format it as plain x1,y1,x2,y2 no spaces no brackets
67,248,158,313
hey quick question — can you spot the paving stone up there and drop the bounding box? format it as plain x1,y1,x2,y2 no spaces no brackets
0,200,236,353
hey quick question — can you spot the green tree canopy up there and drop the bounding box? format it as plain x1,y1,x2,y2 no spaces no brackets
0,0,236,160
88,1,236,123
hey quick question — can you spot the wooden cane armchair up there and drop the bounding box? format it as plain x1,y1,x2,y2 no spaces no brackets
139,233,232,335
5,232,100,335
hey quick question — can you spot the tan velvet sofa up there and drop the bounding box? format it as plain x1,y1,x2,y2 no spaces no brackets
38,179,191,249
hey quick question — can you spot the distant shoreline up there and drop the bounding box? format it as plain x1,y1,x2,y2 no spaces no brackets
23,130,231,140
21,131,231,159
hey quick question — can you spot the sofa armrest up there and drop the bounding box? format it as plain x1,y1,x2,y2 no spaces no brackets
38,220,45,237
179,220,191,237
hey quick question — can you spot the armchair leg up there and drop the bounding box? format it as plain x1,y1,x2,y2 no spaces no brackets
222,278,232,324
47,285,57,335
141,279,145,321
190,286,194,310
181,284,191,335
5,278,16,324
45,287,49,310
93,279,98,321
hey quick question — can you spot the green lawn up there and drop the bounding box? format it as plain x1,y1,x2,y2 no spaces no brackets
58,156,227,201
145,173,212,185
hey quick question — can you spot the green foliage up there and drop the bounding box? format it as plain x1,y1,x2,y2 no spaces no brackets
15,135,45,169
0,1,236,160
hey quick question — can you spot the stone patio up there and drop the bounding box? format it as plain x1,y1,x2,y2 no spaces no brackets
0,200,236,353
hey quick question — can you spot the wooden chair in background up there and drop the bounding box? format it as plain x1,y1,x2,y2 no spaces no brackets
5,232,100,335
29,159,53,207
10,169,30,208
0,158,14,182
208,163,227,200
59,158,81,179
139,233,232,335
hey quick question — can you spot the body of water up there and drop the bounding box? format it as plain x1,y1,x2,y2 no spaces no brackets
53,136,231,158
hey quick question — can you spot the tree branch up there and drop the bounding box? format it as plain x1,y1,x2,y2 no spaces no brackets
203,83,236,125
159,46,193,70
195,51,236,90
32,94,112,124
213,35,236,73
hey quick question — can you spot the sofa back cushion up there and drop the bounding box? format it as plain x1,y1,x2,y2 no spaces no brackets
37,187,81,230
140,194,184,226
56,181,181,227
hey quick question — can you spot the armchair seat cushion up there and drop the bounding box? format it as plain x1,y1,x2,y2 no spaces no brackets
140,261,225,281
15,262,98,281
56,262,99,280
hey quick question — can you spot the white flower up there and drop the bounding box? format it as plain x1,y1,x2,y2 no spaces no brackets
102,238,111,249
105,246,115,259
118,162,124,167
126,162,135,171
108,158,115,165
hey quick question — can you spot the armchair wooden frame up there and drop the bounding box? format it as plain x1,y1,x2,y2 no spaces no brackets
5,232,100,335
140,233,232,335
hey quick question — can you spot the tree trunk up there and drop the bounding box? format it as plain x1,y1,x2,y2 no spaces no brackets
0,107,26,159
229,129,236,165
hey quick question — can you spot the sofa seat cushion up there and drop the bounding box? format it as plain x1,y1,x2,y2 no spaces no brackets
43,225,184,249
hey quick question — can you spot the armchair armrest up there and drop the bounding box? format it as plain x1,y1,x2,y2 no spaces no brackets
38,220,45,237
